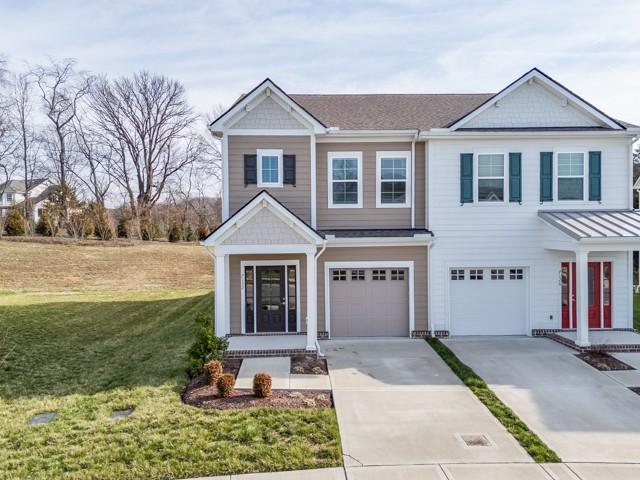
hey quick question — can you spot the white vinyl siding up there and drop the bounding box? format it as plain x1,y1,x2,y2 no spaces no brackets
428,137,632,333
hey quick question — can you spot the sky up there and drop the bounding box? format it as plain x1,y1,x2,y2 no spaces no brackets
1,0,640,124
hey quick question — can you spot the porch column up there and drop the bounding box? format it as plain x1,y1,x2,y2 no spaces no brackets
214,253,227,337
306,250,317,351
575,249,590,347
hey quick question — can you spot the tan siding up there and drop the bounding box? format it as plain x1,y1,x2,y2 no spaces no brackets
316,246,428,333
229,254,307,334
316,142,414,229
228,136,311,223
415,141,426,229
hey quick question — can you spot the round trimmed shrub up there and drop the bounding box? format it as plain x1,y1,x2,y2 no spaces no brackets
4,207,25,236
216,373,235,398
203,359,223,386
253,372,272,398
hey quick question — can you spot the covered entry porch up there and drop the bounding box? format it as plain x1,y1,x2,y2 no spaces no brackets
539,209,640,347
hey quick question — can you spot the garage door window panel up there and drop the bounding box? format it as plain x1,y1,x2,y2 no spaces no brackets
372,269,386,281
477,154,505,202
351,269,365,281
510,268,524,280
391,269,405,281
451,269,465,280
470,269,484,280
491,269,505,280
332,270,347,281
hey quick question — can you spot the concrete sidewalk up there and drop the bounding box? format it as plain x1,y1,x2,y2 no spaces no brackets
188,462,640,479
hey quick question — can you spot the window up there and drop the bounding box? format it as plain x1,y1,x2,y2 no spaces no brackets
510,268,524,280
490,269,505,280
477,154,505,202
5,192,13,203
376,151,411,207
372,269,386,281
470,269,483,280
287,266,296,310
244,266,255,333
351,269,365,281
328,152,362,208
257,149,283,187
332,270,347,281
451,269,465,280
557,152,585,201
391,269,405,281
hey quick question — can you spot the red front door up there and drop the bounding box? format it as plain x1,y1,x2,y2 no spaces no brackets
561,261,612,329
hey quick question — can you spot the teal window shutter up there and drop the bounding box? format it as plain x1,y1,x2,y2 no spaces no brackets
460,153,473,204
509,153,522,203
589,151,601,201
540,152,553,202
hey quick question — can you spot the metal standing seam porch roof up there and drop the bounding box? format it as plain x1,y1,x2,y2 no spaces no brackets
538,210,640,239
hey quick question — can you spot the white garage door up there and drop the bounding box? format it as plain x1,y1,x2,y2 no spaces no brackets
450,267,527,335
330,268,409,337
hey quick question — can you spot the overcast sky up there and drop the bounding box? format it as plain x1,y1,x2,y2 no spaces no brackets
2,0,640,124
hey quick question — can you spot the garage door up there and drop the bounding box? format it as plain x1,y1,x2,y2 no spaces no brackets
450,267,527,335
330,268,409,337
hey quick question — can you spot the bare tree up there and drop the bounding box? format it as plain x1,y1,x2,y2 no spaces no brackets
33,58,92,189
10,71,41,220
73,116,113,205
88,71,205,237
0,58,19,236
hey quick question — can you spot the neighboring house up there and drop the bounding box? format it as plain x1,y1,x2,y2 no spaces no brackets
0,178,54,223
204,68,640,351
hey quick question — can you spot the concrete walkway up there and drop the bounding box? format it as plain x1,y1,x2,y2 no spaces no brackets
323,338,529,466
235,357,331,390
188,462,640,479
443,336,640,463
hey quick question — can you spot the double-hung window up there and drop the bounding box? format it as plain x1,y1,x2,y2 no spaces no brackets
376,151,411,207
257,149,283,187
477,154,505,202
557,152,585,201
328,152,362,208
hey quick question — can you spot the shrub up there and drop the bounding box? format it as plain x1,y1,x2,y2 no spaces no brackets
89,203,113,240
4,207,25,236
185,224,196,242
253,372,272,398
116,215,130,238
187,312,228,374
168,223,183,242
203,359,223,385
217,373,235,398
141,216,162,241
197,223,210,241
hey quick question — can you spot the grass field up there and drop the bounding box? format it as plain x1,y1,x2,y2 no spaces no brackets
0,241,341,479
635,293,640,330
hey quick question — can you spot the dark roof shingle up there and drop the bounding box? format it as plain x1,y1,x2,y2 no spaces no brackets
289,93,494,130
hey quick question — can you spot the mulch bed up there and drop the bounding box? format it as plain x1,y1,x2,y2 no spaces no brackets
290,354,328,375
182,376,332,410
576,352,635,371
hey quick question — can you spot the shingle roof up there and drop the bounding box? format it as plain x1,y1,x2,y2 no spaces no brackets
0,178,48,193
538,210,640,239
289,93,494,130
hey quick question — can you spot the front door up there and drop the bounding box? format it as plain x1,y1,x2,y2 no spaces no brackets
561,261,612,329
256,266,286,332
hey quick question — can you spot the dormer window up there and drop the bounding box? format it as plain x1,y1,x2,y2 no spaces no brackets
257,149,283,188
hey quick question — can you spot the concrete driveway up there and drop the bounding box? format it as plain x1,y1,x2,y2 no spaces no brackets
443,336,640,463
322,338,530,466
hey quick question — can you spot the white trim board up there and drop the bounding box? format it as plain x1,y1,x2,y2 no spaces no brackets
323,260,415,338
240,260,301,334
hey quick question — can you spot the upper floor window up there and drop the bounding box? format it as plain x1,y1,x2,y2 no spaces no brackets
557,152,584,201
5,193,13,203
328,152,362,208
477,154,504,202
257,149,283,188
376,151,411,208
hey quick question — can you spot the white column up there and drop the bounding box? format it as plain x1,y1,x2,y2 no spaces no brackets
306,250,317,351
214,254,227,337
575,249,590,347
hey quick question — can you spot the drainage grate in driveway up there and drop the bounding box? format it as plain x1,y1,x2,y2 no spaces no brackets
459,433,492,447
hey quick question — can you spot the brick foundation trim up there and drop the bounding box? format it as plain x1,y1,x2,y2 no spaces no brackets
225,348,310,358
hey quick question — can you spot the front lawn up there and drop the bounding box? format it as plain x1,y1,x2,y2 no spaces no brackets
634,293,640,330
0,290,341,479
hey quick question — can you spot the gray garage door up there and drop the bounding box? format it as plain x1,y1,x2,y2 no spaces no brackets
330,268,409,337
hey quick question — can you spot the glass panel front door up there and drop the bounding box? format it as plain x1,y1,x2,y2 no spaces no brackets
256,266,286,332
560,261,611,329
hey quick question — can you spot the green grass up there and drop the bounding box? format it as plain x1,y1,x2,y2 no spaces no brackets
0,290,341,479
634,294,640,330
426,338,561,464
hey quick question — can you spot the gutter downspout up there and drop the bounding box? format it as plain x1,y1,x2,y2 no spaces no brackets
314,239,328,356
411,131,418,229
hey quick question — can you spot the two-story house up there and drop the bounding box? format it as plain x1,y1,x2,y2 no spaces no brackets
0,178,53,223
203,68,640,354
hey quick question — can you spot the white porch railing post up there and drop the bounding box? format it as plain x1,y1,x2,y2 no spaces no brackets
306,250,317,351
575,249,590,347
214,253,227,338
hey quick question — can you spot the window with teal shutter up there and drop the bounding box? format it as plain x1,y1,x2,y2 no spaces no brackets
460,153,473,204
509,153,522,203
589,151,601,201
540,152,553,202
